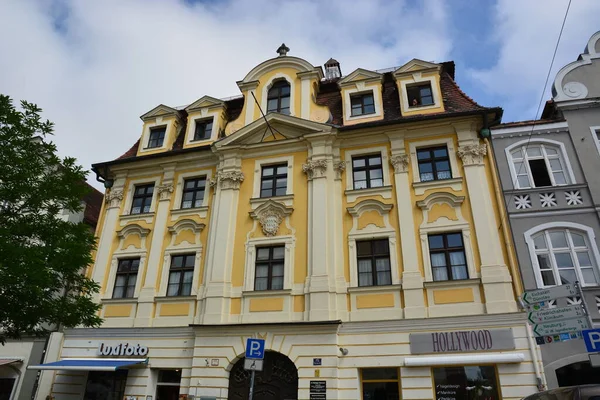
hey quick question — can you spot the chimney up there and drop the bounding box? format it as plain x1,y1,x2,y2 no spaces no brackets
324,58,341,80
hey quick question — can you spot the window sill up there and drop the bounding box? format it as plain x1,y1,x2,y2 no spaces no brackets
119,212,155,224
348,284,402,293
250,194,294,209
242,289,292,297
154,295,197,302
408,103,436,109
345,185,393,203
423,278,481,289
101,297,138,304
413,177,462,195
170,206,209,219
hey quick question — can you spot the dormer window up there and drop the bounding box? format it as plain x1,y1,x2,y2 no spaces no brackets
407,83,434,107
350,92,375,116
193,118,213,141
267,80,290,115
148,126,166,148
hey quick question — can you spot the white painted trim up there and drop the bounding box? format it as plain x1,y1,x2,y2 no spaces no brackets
509,207,596,219
104,249,147,301
491,121,568,136
399,73,442,112
261,73,295,117
504,138,576,189
184,113,219,146
343,85,382,122
122,177,161,216
157,246,202,297
172,169,213,211
252,155,294,199
243,235,296,293
138,117,175,154
409,137,460,183
344,146,390,191
241,56,316,83
301,78,310,119
590,126,600,156
348,229,399,288
523,221,600,288
404,352,525,366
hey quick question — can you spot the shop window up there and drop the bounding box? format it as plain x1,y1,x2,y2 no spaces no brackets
255,246,285,291
167,254,195,296
361,368,400,400
113,258,140,299
0,377,16,400
428,233,468,281
350,92,375,116
148,126,166,148
156,369,181,400
130,184,154,214
417,146,452,182
352,154,383,190
267,80,290,115
181,177,206,209
193,118,213,141
83,370,128,400
433,366,499,400
260,164,288,198
357,239,392,287
407,83,434,107
509,143,570,188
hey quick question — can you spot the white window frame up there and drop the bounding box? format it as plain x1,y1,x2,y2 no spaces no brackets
524,222,600,288
139,117,176,154
173,169,213,211
590,126,600,156
104,249,146,300
252,156,294,199
505,138,575,189
420,226,477,283
344,146,391,192
409,138,461,183
243,236,295,293
185,113,219,145
158,248,202,297
262,74,295,117
122,177,161,216
343,83,383,122
349,230,399,288
399,73,441,112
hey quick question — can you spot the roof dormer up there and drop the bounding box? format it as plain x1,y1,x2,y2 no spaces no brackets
337,68,384,125
183,96,227,148
393,59,445,116
137,105,182,156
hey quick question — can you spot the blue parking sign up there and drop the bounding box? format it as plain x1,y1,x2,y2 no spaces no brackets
245,338,265,359
583,329,600,352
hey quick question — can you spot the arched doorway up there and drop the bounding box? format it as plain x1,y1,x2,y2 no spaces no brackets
228,351,298,400
556,361,600,387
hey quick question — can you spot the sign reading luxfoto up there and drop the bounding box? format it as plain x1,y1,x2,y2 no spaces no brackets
410,328,515,354
97,343,149,357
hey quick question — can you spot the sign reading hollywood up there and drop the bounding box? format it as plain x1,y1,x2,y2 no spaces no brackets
410,328,515,354
97,343,149,357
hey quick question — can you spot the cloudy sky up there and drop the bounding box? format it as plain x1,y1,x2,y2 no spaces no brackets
1,0,599,189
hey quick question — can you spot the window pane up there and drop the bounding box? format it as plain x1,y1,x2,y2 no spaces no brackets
517,175,532,188
545,147,558,155
373,240,389,255
446,233,463,247
577,251,593,267
377,271,391,286
571,233,586,247
533,234,547,250
357,241,372,256
435,160,450,172
276,178,287,188
113,286,124,298
353,170,366,181
272,246,285,259
527,146,542,157
358,273,373,287
353,158,366,168
260,189,272,197
511,148,523,159
370,169,383,179
582,268,597,284
375,258,390,272
167,283,179,297
553,172,567,185
354,180,367,189
131,259,140,270
549,158,563,172
541,269,556,286
115,275,127,287
262,167,274,177
261,180,273,191
513,161,526,175
417,150,431,160
363,94,374,105
358,259,373,273
433,266,448,281
272,263,284,277
433,148,448,158
126,285,135,298
428,235,444,249
449,251,466,266
183,270,193,283
370,178,383,187
271,277,284,290
267,99,278,112
255,277,268,291
529,159,552,187
256,248,270,261
276,165,287,175
363,104,375,114
369,156,382,165
280,96,290,109
256,265,269,278
437,170,452,180
430,253,446,267
420,172,434,182
555,253,574,268
537,254,551,270
362,368,398,380
549,231,568,248
451,265,468,280
559,269,577,284
169,271,181,285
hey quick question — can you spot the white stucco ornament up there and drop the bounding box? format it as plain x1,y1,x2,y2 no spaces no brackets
457,144,487,166
562,82,588,99
217,171,244,189
390,154,409,173
249,200,293,237
105,189,124,208
157,184,174,201
302,159,328,180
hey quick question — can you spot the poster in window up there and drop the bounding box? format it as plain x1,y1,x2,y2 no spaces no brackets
433,366,499,400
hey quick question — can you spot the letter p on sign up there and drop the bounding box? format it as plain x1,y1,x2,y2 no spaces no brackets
245,338,265,359
583,329,600,352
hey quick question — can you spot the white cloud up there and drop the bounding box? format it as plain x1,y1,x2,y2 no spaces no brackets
468,0,600,121
0,0,452,189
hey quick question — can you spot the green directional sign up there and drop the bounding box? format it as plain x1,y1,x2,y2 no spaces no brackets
528,305,586,324
532,317,590,337
522,284,578,305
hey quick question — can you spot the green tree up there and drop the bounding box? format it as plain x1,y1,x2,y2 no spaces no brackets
0,94,102,344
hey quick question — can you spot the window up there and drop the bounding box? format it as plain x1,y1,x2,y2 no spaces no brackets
112,258,139,299
428,233,468,281
267,80,290,114
350,92,375,116
148,126,166,148
84,370,128,400
193,118,213,141
167,254,195,296
352,155,383,190
433,366,499,400
417,146,451,182
0,377,16,400
407,83,434,107
510,144,569,188
181,177,206,209
532,229,598,287
361,368,400,400
260,164,287,198
130,184,154,214
156,370,181,400
357,239,391,287
255,246,284,291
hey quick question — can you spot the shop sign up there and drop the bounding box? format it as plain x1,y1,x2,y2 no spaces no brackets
97,342,149,357
410,328,514,354
310,380,326,400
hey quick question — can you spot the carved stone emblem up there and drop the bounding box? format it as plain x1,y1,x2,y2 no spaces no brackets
390,154,409,173
217,171,244,190
105,189,124,209
249,200,293,237
302,159,328,180
157,184,174,201
457,144,487,166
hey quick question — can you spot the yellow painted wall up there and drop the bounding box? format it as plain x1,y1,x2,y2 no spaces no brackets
159,303,190,317
249,297,284,312
294,296,305,313
433,288,474,304
104,304,132,318
230,298,241,315
356,293,395,309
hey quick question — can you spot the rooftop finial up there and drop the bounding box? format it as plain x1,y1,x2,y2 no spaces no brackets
276,43,290,57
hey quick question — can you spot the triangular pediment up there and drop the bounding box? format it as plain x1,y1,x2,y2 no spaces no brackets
185,96,225,112
395,59,440,75
140,104,178,121
338,68,382,86
214,113,332,148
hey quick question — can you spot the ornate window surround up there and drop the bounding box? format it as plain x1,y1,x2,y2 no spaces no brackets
171,169,213,219
243,235,296,293
343,84,383,122
139,116,176,154
409,137,462,192
524,222,600,289
251,155,294,206
261,74,296,117
344,146,392,202
121,176,161,218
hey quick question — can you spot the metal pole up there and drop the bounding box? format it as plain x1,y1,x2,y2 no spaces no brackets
249,368,256,400
576,281,594,329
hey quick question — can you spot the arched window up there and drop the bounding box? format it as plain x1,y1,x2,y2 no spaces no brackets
266,80,291,115
509,142,570,188
530,228,598,287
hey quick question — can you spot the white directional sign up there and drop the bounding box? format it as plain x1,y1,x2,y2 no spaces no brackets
527,305,586,324
533,317,590,337
521,284,578,305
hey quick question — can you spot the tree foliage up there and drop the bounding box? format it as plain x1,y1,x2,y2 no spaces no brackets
0,94,102,344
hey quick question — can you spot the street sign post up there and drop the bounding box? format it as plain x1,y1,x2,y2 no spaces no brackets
533,317,590,337
521,284,578,305
245,338,266,400
527,305,586,324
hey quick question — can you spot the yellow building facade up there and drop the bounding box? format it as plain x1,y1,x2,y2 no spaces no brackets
36,49,544,400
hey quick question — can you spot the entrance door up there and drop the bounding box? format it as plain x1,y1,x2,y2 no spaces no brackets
228,351,298,400
156,370,182,400
556,361,600,386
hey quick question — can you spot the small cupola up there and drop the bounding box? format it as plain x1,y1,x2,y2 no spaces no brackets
324,58,342,80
